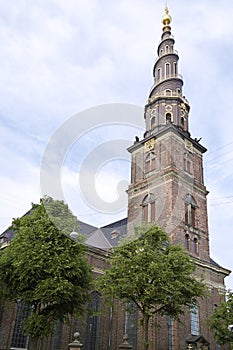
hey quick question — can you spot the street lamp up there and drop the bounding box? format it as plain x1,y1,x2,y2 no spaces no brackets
70,229,79,240
70,219,79,241
68,332,83,350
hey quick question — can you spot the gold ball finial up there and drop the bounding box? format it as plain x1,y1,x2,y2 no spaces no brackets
162,5,172,26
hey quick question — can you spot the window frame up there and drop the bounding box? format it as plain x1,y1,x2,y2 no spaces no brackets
184,194,197,227
190,304,200,336
142,194,156,223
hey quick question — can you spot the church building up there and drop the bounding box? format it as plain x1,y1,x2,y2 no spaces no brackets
0,6,230,350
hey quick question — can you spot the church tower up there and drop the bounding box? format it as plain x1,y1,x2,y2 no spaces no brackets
127,7,230,349
127,6,209,261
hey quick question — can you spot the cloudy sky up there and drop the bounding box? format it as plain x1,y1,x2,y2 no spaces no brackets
1,0,233,288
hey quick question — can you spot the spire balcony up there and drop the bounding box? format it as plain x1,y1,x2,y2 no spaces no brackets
154,49,179,66
147,87,189,104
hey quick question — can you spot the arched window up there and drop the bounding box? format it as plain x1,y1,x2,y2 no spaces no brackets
51,320,63,350
193,237,199,255
166,45,169,53
151,116,156,130
157,68,161,81
184,194,197,227
190,304,200,335
173,62,177,75
125,301,138,349
165,89,172,96
87,291,101,350
168,316,174,350
165,63,170,77
185,233,190,251
145,152,156,173
142,194,155,223
166,113,172,124
181,116,184,128
11,300,30,349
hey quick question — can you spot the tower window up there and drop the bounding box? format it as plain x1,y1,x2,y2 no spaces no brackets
181,116,184,128
151,116,156,129
184,194,197,227
165,63,170,77
173,62,177,75
185,233,190,251
166,113,172,124
142,194,155,223
166,45,169,53
157,68,161,81
165,89,172,96
145,152,156,173
193,237,199,255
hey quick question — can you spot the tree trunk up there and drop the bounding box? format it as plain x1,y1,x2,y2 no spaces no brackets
142,313,150,350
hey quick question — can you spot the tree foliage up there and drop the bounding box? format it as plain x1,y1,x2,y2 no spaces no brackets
98,224,206,350
0,197,92,340
208,291,233,346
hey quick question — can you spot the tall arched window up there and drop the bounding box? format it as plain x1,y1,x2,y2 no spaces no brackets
145,152,156,173
173,62,177,75
166,113,172,124
181,116,184,128
168,316,174,350
51,320,63,350
190,304,200,335
125,301,138,349
11,300,30,349
87,291,101,350
151,116,156,130
142,194,155,223
165,63,170,77
184,194,197,227
157,68,161,81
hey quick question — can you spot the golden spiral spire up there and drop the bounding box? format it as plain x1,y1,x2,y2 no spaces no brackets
162,4,172,27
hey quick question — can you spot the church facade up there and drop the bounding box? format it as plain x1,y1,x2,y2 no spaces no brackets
0,7,230,350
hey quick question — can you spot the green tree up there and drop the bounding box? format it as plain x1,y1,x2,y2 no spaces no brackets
208,291,233,347
98,224,205,350
0,197,92,346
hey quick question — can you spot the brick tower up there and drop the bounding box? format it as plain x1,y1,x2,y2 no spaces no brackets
127,6,230,350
